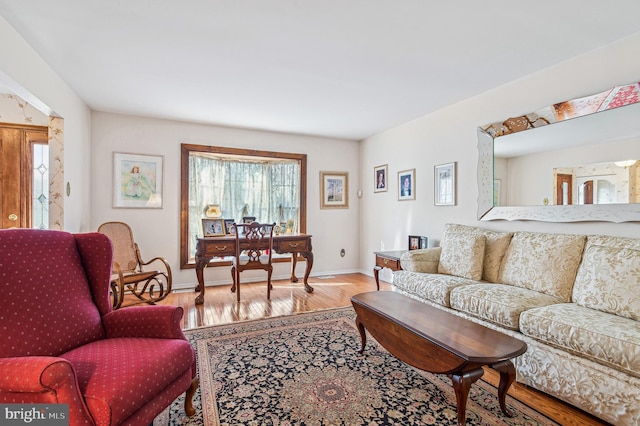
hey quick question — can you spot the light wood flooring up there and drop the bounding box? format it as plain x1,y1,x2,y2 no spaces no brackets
145,273,609,426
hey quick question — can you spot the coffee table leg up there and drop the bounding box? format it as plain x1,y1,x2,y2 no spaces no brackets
491,360,517,417
451,368,484,426
355,315,367,353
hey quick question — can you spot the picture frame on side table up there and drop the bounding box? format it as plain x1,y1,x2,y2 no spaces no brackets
224,219,236,235
113,152,163,208
398,169,415,201
320,171,349,209
374,164,388,193
202,218,226,237
434,162,456,206
408,235,428,250
242,216,256,224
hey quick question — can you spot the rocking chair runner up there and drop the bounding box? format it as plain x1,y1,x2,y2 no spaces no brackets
97,221,172,309
231,222,276,302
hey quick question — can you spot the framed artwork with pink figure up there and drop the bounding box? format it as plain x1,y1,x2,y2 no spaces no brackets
113,152,163,208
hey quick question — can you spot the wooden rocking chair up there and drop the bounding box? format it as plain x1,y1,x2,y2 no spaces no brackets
98,221,172,309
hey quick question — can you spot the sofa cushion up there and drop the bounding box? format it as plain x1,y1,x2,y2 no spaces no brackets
573,245,640,321
400,247,441,273
450,283,563,330
498,232,586,302
438,232,485,280
440,224,513,282
393,270,477,307
520,303,640,378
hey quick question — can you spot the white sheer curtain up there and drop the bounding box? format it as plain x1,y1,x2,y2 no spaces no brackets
188,153,300,259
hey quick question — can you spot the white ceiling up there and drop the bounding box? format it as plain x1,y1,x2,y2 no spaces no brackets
1,1,640,140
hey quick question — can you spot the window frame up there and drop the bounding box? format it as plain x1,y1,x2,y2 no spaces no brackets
180,143,307,269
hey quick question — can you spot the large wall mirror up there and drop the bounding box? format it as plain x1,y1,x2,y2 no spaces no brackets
477,81,640,222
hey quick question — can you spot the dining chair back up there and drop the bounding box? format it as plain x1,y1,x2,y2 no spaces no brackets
231,222,275,301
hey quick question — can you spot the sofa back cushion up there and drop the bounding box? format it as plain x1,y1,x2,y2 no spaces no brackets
498,231,586,302
438,224,512,282
0,229,105,358
438,227,485,280
573,235,640,320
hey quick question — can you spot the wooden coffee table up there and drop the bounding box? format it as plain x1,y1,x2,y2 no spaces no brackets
351,291,527,426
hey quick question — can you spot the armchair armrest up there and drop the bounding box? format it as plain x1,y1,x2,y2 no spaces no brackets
135,242,172,276
103,305,186,340
0,357,74,393
139,254,172,274
400,247,442,273
0,357,92,423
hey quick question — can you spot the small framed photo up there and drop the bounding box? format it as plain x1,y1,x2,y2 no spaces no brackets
435,162,456,206
224,219,236,235
398,169,415,201
408,235,428,250
320,171,349,209
113,152,163,208
374,164,388,193
202,218,226,237
242,216,256,224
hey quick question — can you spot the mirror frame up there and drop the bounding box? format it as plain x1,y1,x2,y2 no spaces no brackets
477,79,640,223
477,128,640,222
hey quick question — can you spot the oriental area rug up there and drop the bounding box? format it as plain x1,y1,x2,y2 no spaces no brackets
154,307,557,425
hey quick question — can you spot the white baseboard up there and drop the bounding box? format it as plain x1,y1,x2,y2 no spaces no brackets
171,269,368,292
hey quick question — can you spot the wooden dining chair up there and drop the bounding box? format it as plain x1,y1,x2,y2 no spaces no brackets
97,221,172,309
231,222,275,302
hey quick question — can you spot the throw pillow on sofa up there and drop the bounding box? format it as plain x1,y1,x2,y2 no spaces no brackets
573,245,640,321
441,223,512,282
438,232,485,280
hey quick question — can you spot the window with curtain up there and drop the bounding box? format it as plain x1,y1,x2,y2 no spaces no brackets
180,144,307,268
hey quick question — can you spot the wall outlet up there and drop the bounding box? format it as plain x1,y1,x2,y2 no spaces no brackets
380,241,385,251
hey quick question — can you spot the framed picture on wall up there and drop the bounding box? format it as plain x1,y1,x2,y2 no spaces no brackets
398,169,415,201
374,164,388,193
320,171,349,209
113,152,163,208
434,162,456,206
493,179,501,206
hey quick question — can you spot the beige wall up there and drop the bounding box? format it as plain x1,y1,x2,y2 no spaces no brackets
91,112,361,288
0,15,91,232
4,10,640,285
360,32,640,283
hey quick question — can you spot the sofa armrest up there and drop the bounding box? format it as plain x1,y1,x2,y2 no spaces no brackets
400,247,441,273
103,305,186,340
0,357,92,422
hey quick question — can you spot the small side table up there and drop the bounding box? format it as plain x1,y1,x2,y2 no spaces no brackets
373,250,407,290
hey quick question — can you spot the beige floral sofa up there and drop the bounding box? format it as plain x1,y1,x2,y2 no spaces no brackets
393,223,640,425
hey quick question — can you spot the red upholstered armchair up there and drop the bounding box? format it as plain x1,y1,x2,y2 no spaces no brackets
0,229,198,426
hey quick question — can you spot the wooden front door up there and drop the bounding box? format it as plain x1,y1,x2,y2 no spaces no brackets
582,180,594,204
555,173,573,205
0,124,48,229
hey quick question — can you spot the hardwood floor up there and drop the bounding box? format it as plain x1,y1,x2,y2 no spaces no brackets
148,273,609,426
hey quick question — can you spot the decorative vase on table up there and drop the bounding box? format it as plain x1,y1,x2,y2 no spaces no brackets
204,204,222,218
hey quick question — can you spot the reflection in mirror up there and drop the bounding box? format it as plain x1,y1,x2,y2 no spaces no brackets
554,160,639,205
477,81,640,222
